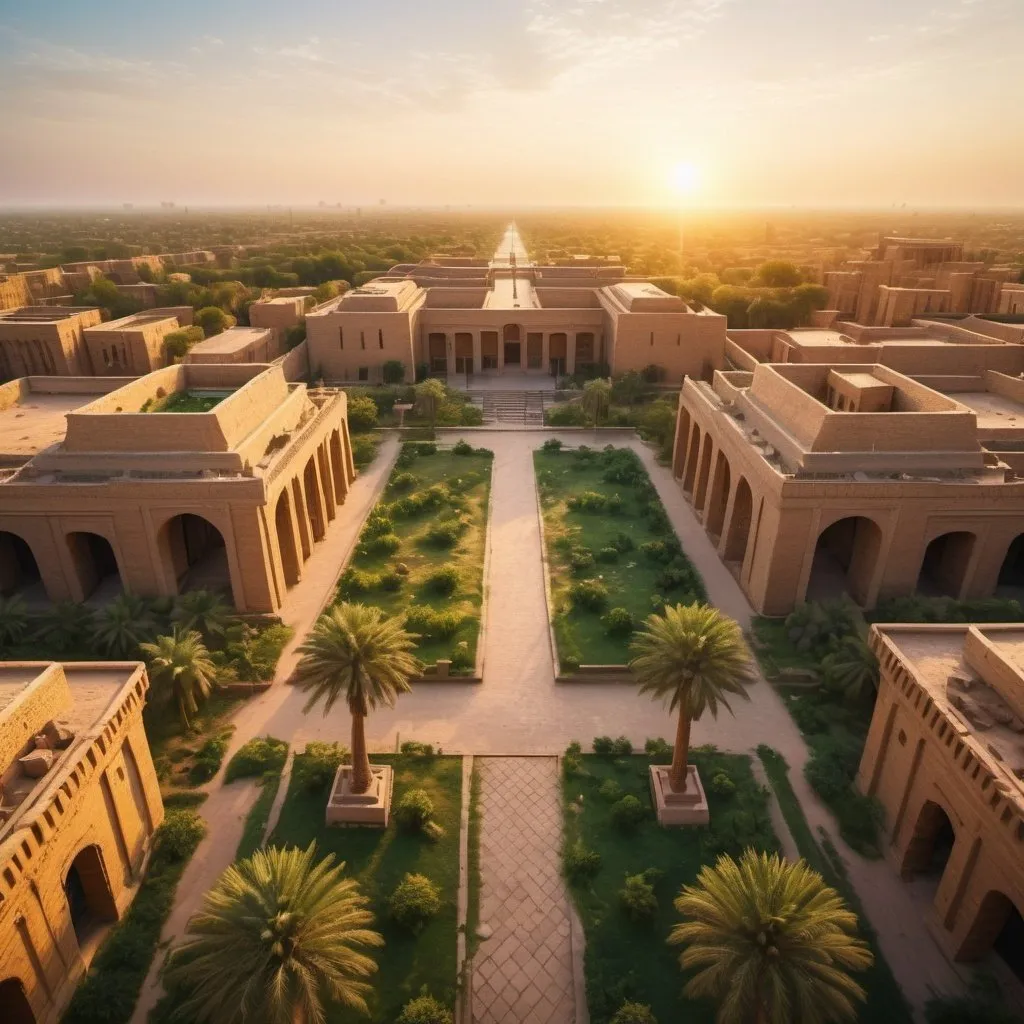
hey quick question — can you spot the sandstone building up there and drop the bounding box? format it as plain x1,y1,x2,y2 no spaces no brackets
856,624,1024,985
0,660,163,1024
0,309,104,380
185,326,278,365
0,363,355,614
671,355,1024,615
81,311,183,377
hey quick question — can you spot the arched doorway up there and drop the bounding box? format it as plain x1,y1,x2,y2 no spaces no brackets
901,800,956,880
808,516,883,606
682,424,700,494
159,514,230,596
724,477,753,565
0,531,42,598
302,457,326,542
917,532,976,598
958,891,1024,982
66,532,122,602
0,979,35,1024
502,324,521,369
693,439,713,509
997,534,1024,597
275,490,300,587
705,452,731,539
65,845,118,949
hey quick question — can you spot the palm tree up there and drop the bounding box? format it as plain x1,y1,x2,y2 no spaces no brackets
34,600,94,655
165,842,383,1024
669,849,873,1024
629,603,752,792
821,634,879,705
173,589,233,643
294,603,420,794
94,592,157,657
0,594,31,652
582,377,611,428
140,628,217,731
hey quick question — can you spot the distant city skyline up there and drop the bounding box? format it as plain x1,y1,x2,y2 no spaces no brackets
1,0,1022,208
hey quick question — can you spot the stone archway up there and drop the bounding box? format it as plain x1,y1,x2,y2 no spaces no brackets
705,451,731,539
274,490,300,587
724,476,753,565
682,424,700,493
65,532,123,602
303,456,326,542
901,799,956,880
329,429,347,502
808,515,884,606
158,513,230,597
997,533,1024,597
917,532,976,598
65,845,118,949
0,531,42,598
0,979,35,1024
693,438,713,509
957,891,1024,981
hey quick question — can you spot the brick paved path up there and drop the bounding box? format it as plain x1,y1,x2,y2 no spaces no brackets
472,757,576,1024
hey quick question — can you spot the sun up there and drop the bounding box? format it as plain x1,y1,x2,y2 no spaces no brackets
670,161,700,194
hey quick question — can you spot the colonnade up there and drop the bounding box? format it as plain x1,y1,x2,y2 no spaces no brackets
426,328,599,377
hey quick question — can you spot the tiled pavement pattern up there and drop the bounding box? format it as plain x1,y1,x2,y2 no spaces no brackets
472,757,576,1024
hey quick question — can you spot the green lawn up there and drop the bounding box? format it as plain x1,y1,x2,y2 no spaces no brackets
535,445,706,669
336,444,491,672
757,746,914,1024
266,751,463,1022
562,747,779,1024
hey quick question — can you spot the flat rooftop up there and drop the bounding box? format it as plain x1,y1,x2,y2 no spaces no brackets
87,311,179,330
188,326,270,356
0,306,91,324
952,391,1024,433
484,276,538,310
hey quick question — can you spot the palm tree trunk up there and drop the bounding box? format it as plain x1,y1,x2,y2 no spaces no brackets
350,710,372,794
669,711,691,792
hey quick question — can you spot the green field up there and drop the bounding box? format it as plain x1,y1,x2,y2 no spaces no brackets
534,445,706,669
336,443,491,672
267,751,463,1022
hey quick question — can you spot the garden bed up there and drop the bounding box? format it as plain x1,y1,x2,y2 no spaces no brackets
336,441,492,675
534,444,706,673
266,747,463,1023
561,745,779,1024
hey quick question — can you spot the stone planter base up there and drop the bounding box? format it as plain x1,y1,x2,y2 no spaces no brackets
649,764,709,826
326,764,394,827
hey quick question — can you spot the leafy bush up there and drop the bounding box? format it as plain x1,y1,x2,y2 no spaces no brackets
541,438,563,451
405,606,464,641
351,434,379,469
459,405,484,426
606,493,624,515
224,736,288,782
188,733,230,785
389,873,442,932
397,991,454,1024
395,788,435,831
569,579,609,612
644,737,672,760
804,736,862,801
358,532,401,557
347,394,379,431
156,809,208,860
611,1003,658,1024
338,567,378,596
593,735,615,756
390,470,418,492
638,540,669,562
602,607,634,637
409,441,437,456
596,546,619,564
363,511,394,537
294,741,347,791
611,735,633,755
569,546,595,573
452,439,474,456
618,872,659,923
610,795,647,832
424,566,460,595
379,569,403,592
611,530,635,553
567,490,607,512
563,838,602,884
423,521,465,548
656,562,702,594
563,740,583,777
784,600,860,656
598,778,622,802
546,402,588,426
710,771,736,798
400,740,435,757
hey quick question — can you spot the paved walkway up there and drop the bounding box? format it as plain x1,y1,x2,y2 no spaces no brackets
472,758,576,1024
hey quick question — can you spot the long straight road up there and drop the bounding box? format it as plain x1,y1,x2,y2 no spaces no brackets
490,221,531,268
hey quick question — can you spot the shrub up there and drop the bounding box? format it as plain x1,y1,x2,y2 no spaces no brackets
390,470,418,492
563,740,583,777
338,567,378,596
546,402,587,426
784,600,859,656
567,490,607,512
656,562,701,593
570,579,609,612
294,741,347,791
351,434,379,469
596,546,619,564
606,493,624,515
638,540,669,562
423,521,465,548
363,511,394,537
563,838,601,884
188,733,230,785
611,530,635,553
618,872,659,923
405,606,463,640
598,778,622,802
611,795,647,832
395,788,435,831
611,735,633,755
541,438,563,451
424,566,460,595
409,441,437,456
644,737,672,760
602,607,634,637
389,873,442,932
452,439,474,456
592,735,615,756
449,641,473,671
397,991,454,1024
225,736,288,782
805,736,862,801
347,395,379,431
611,1003,658,1024
569,546,595,573
710,771,736,798
459,405,484,426
156,809,208,860
359,532,401,557
379,569,403,592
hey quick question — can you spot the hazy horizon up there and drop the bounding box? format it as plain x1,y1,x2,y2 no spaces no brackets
2,0,1022,208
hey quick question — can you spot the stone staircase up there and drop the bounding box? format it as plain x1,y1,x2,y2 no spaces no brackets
465,390,549,426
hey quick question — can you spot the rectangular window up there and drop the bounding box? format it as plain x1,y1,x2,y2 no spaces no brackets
339,327,344,349
360,331,365,350
676,334,681,346
650,331,654,346
358,366,369,381
378,329,384,349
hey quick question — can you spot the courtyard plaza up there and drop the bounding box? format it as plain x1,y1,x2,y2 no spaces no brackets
129,428,964,1024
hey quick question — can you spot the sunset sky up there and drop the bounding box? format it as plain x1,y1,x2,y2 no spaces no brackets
1,0,1021,208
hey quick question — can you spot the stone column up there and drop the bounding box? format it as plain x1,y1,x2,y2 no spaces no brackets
566,334,576,375
472,332,482,376
520,330,528,371
445,334,456,377
497,334,505,373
